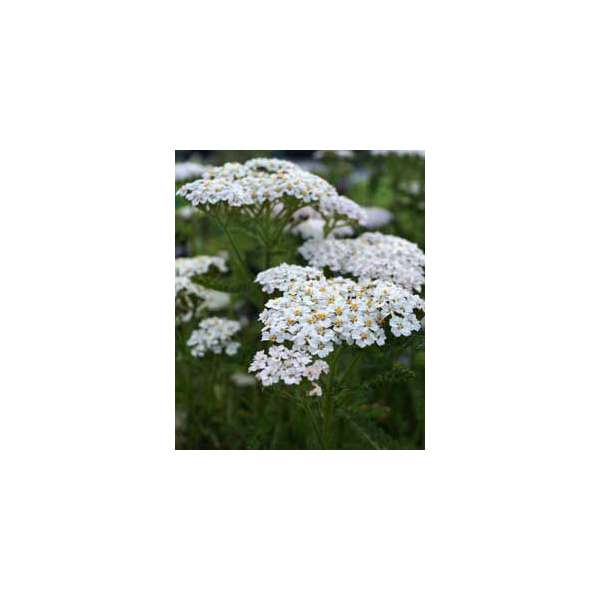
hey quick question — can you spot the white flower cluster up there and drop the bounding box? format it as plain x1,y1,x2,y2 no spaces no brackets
187,317,241,358
299,232,425,293
289,195,366,240
291,218,354,241
361,206,394,229
175,162,209,182
175,255,228,278
249,265,424,392
255,263,323,294
249,346,329,395
176,158,337,209
175,255,230,322
318,195,367,224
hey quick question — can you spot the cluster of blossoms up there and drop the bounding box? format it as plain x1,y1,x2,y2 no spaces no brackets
299,232,425,293
187,317,241,358
249,264,424,394
176,158,337,209
175,255,230,322
291,218,353,241
249,346,329,396
175,162,209,182
175,255,228,278
289,195,367,240
361,206,394,229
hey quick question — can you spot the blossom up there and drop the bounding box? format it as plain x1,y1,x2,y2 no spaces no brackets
175,255,228,278
176,158,337,209
175,162,209,182
290,218,354,240
298,232,425,293
249,266,424,388
248,346,329,387
361,206,393,229
317,195,366,224
175,255,230,322
187,317,241,358
255,263,323,294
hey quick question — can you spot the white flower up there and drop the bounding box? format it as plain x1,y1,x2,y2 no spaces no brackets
250,266,424,388
175,255,228,278
290,218,354,240
249,346,326,387
176,158,337,209
308,383,323,396
361,206,393,229
317,195,366,224
298,232,425,293
255,263,323,294
175,162,209,182
187,317,241,358
175,255,231,322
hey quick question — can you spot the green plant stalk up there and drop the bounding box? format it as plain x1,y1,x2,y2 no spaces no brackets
211,212,254,284
322,347,342,449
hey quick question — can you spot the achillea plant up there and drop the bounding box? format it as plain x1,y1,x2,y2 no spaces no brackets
175,151,425,450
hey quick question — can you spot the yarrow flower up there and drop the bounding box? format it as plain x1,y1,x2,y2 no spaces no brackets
289,195,366,240
175,162,210,182
361,206,394,229
176,158,337,209
317,195,367,224
175,255,231,322
187,317,241,358
249,346,329,396
249,265,424,391
255,263,323,294
175,255,228,278
291,218,354,240
298,232,425,293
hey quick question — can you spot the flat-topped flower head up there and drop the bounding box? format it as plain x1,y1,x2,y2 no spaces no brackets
175,162,210,182
175,255,228,278
298,232,425,293
291,218,354,240
249,345,329,393
317,195,366,224
255,263,323,294
176,158,337,209
249,265,424,391
175,255,230,322
361,206,393,229
187,317,241,358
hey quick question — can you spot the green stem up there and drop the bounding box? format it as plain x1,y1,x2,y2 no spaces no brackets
322,347,342,449
212,212,253,283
